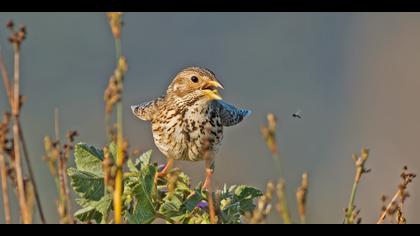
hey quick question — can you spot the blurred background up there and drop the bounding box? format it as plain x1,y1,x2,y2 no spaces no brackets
0,12,420,224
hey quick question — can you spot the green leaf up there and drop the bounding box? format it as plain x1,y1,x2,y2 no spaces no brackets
127,150,153,173
128,165,157,224
183,190,204,212
159,196,183,218
127,159,138,173
74,143,104,176
68,167,104,201
74,195,112,224
135,150,152,168
74,206,102,223
234,185,263,213
235,185,263,199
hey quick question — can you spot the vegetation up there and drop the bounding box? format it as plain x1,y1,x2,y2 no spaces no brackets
0,13,416,224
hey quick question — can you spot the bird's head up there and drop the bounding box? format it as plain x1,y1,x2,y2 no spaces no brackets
166,67,224,102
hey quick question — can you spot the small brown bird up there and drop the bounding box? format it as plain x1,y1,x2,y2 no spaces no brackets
131,67,251,189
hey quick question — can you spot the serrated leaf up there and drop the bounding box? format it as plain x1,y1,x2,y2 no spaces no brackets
135,150,152,168
128,165,157,224
74,143,104,176
74,206,102,223
234,185,263,199
74,195,112,224
68,167,104,201
127,159,138,173
159,196,183,217
234,185,263,213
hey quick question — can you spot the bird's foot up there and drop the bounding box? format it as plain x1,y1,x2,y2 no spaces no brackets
154,160,174,185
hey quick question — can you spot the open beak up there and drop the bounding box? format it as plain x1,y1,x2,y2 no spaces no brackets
202,80,224,100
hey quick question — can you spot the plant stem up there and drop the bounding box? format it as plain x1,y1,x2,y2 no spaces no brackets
276,179,292,224
377,190,401,224
12,45,30,224
344,179,358,224
344,150,369,224
0,47,13,106
18,120,46,224
1,41,46,224
113,37,124,224
0,152,11,224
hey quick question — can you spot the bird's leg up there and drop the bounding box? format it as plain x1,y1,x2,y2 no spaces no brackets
158,158,174,177
154,158,174,184
202,159,215,190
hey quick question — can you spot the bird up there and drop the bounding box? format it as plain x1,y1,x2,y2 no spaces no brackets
292,110,302,119
131,67,251,189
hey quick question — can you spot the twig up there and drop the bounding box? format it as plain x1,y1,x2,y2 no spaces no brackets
296,172,309,224
0,152,11,223
261,113,284,177
377,166,416,224
276,179,292,224
11,31,30,224
344,148,370,224
0,112,12,224
18,119,46,224
1,23,46,223
244,181,274,224
0,45,13,106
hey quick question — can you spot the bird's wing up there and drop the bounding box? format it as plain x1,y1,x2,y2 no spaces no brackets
212,100,251,127
131,96,164,121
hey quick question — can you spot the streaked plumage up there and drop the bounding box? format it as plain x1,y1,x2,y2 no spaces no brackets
131,67,250,162
131,67,250,188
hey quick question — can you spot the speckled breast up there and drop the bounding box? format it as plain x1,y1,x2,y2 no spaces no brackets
151,101,223,161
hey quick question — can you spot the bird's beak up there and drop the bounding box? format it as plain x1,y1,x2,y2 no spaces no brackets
202,80,224,100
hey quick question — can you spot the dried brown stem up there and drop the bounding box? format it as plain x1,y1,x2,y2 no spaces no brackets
296,172,309,224
0,152,11,223
18,119,46,224
377,166,416,224
1,22,46,224
0,46,13,105
11,42,31,224
245,181,274,224
276,179,292,224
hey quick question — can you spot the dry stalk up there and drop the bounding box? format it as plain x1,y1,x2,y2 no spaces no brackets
296,172,309,224
276,179,292,224
1,20,45,223
9,21,30,224
244,181,275,224
377,166,416,224
344,148,370,224
0,113,12,223
105,12,127,224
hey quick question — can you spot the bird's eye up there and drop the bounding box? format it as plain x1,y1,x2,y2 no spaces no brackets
190,76,199,83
